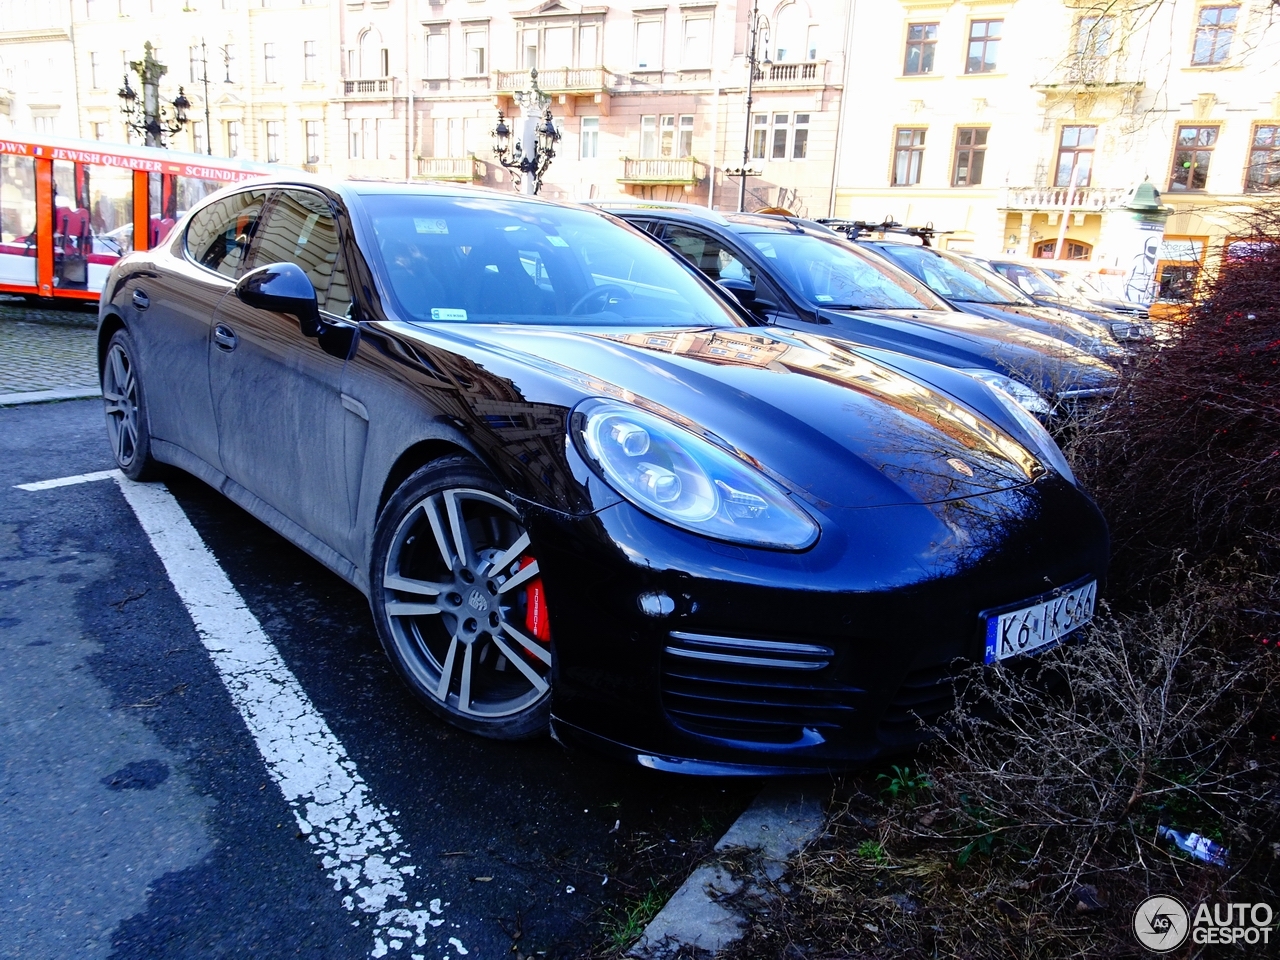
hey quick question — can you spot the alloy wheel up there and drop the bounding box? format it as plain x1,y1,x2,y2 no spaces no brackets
103,341,140,468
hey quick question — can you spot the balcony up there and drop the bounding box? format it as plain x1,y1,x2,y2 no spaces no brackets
751,60,828,88
495,67,609,94
618,157,700,186
1000,186,1131,211
1033,57,1142,93
415,156,484,182
343,77,396,97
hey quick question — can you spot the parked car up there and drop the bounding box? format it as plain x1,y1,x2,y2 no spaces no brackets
1038,264,1152,321
600,203,1117,418
966,256,1152,343
97,179,1108,774
842,237,1130,363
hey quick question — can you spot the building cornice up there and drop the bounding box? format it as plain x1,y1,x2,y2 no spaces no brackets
0,27,71,43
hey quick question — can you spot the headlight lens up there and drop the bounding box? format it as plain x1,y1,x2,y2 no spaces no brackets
960,368,1052,416
960,373,1076,484
577,400,819,550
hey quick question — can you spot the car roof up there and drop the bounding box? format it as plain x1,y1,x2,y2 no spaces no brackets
599,203,842,240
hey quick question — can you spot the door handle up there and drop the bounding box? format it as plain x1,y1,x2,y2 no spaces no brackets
213,323,238,351
132,289,149,310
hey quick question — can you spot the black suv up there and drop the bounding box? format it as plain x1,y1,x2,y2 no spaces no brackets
600,203,1116,418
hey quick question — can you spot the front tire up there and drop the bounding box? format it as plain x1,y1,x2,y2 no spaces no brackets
370,457,552,740
102,329,164,481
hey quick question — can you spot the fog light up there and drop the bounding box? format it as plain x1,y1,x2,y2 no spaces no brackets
637,591,675,617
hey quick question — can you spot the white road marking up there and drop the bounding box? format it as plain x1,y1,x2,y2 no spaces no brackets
14,468,121,491
20,470,462,959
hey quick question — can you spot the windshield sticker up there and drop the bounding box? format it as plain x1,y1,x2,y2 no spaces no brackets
547,235,569,247
414,218,449,234
430,308,467,321
815,294,834,302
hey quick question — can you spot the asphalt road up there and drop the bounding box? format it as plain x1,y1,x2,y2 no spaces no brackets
0,397,758,960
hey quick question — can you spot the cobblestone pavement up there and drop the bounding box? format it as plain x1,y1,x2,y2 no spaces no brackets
0,296,100,396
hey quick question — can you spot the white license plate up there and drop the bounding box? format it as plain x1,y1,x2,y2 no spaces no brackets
984,580,1097,664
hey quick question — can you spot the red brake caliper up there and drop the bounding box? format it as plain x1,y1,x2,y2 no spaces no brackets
518,556,551,645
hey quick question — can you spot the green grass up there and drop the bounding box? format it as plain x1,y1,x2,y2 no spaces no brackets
602,883,667,952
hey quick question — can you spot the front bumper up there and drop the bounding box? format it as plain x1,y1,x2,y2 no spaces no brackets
522,473,1108,773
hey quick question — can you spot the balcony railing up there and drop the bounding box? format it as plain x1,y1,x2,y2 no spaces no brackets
343,77,395,96
1001,186,1131,211
752,60,826,86
494,67,609,93
618,157,699,185
416,156,483,181
1035,56,1141,89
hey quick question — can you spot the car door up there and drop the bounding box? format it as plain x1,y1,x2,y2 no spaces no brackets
207,187,358,555
133,186,269,472
652,222,788,323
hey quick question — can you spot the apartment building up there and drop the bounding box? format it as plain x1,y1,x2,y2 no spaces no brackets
0,0,80,136
833,0,1279,298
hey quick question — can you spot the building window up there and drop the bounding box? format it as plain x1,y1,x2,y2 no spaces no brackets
263,43,276,84
465,29,487,76
640,115,657,157
89,51,102,89
189,45,201,83
635,19,663,70
678,114,694,156
227,120,241,157
892,127,926,185
770,113,790,160
92,121,107,140
305,120,321,163
304,41,317,82
952,127,987,185
751,113,767,160
433,117,464,157
425,31,448,79
682,17,710,67
580,116,598,159
1034,239,1092,260
1074,15,1113,57
193,120,206,154
265,121,281,162
541,26,571,69
349,118,376,159
33,115,55,135
792,113,809,159
903,23,937,75
224,43,237,83
965,19,1001,74
579,24,598,67
1055,125,1097,187
660,115,677,156
1192,6,1237,65
1169,125,1218,191
1245,124,1280,192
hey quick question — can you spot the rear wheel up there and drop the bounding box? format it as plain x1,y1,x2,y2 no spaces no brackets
370,457,552,739
102,329,164,481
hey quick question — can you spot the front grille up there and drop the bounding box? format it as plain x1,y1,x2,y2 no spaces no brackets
661,631,860,745
878,662,957,741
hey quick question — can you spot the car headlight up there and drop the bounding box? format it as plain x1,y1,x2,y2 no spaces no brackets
959,372,1076,484
1107,320,1144,342
575,400,819,550
959,368,1052,416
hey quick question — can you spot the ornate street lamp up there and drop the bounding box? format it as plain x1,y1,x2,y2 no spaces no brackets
492,69,562,195
733,0,772,212
118,42,190,148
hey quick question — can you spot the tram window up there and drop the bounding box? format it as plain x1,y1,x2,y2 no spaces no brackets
150,173,225,247
185,188,269,279
0,155,38,288
87,166,134,258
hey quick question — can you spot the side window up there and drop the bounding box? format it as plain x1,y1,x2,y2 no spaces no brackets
250,189,352,317
661,225,755,285
185,189,269,280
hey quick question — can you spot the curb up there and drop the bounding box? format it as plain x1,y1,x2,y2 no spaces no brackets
628,780,827,959
0,386,101,406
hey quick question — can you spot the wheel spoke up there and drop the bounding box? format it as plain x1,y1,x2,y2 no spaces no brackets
443,490,473,567
115,420,131,464
385,601,441,617
458,642,475,714
103,400,125,416
496,559,539,595
490,635,550,694
383,574,448,597
500,620,551,666
423,495,461,570
485,532,531,578
435,636,459,701
109,348,128,394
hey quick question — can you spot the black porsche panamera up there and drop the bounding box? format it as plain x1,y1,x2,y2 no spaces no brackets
97,178,1107,775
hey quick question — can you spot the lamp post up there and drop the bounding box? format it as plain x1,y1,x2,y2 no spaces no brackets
118,42,190,148
195,41,234,155
734,0,771,212
491,69,561,196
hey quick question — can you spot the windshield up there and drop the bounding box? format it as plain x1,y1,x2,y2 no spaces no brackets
359,194,743,327
875,244,1032,306
993,262,1064,297
742,232,947,310
1042,268,1102,299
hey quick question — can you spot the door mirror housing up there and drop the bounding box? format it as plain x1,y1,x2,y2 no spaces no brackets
234,261,323,337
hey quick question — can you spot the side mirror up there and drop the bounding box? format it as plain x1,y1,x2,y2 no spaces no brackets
716,277,757,305
235,261,323,337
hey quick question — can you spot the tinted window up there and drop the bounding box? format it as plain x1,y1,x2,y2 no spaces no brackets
993,262,1059,297
251,189,352,317
744,233,946,310
875,244,1029,306
662,225,756,284
360,194,743,328
185,188,269,279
